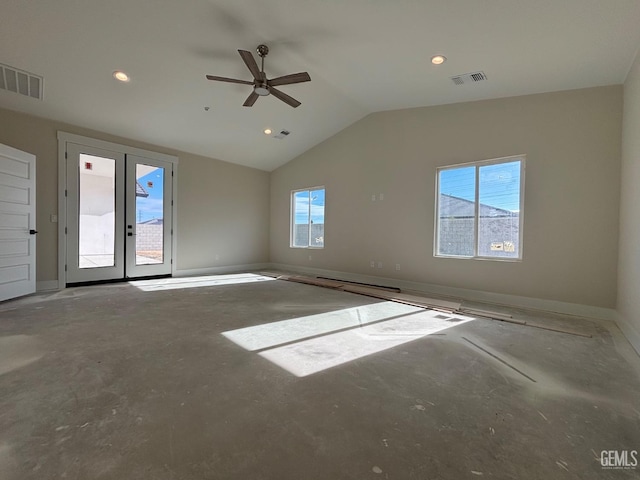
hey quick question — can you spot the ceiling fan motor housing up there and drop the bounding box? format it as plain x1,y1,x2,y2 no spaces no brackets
254,84,270,96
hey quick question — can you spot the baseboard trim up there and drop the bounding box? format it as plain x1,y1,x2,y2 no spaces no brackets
269,263,617,322
615,312,640,357
174,263,271,278
36,280,59,292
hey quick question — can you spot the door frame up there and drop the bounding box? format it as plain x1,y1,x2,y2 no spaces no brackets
57,132,178,289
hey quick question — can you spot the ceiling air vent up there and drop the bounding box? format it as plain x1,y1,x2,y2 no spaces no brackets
0,63,44,100
450,71,487,86
273,129,290,140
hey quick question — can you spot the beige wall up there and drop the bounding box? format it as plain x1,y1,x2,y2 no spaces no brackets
618,50,640,353
270,87,622,309
0,107,270,283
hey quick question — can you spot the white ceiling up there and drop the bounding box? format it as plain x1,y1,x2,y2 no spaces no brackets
1,0,639,171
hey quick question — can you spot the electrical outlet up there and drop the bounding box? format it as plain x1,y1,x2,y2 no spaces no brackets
379,193,384,201
370,261,375,268
371,194,376,202
309,255,312,261
377,262,383,269
395,264,400,271
50,214,58,223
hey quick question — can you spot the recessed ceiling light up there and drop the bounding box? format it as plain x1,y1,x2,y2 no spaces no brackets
431,55,447,65
113,71,130,82
264,128,272,135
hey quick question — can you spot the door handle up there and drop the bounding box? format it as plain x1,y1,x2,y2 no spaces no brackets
29,229,38,235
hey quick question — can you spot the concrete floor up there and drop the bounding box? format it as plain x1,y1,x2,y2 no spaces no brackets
1,273,639,479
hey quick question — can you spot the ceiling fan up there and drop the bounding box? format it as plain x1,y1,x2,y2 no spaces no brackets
206,44,311,108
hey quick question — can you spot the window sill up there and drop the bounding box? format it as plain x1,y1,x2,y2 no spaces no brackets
434,254,522,262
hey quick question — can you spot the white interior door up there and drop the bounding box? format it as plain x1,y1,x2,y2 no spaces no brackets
66,143,125,283
125,155,173,278
0,143,36,302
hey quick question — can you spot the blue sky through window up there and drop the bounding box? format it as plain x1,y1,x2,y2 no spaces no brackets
439,161,521,212
136,168,164,222
294,188,325,224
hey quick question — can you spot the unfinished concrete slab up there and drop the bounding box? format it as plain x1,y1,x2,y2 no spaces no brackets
1,274,639,479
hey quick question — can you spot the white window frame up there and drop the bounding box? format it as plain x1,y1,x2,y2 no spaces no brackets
434,154,525,261
290,186,325,249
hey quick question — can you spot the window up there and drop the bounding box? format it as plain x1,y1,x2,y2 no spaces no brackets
291,187,325,248
435,155,524,260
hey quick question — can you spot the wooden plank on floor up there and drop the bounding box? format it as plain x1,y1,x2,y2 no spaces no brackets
460,308,514,321
391,292,461,311
463,311,527,325
286,276,344,289
521,321,593,338
460,308,592,337
317,276,401,292
340,284,392,298
260,271,287,279
341,285,460,313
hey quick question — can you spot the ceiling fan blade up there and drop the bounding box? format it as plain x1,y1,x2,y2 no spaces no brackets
238,50,262,81
269,86,301,108
243,91,259,107
206,75,254,85
268,72,311,87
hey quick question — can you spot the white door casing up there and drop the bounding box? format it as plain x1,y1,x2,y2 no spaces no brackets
0,143,36,302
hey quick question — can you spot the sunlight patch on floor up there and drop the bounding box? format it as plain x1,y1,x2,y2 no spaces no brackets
130,273,275,291
222,301,424,351
223,302,475,377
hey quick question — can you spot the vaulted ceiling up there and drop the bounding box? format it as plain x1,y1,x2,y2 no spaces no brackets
1,0,639,171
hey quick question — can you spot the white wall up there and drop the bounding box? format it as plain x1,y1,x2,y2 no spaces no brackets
78,173,113,216
617,50,640,354
79,213,115,255
271,87,623,310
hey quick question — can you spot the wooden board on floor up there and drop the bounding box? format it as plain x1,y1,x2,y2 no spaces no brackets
391,292,461,311
460,308,514,321
286,276,345,289
460,307,592,337
341,285,460,312
259,271,287,279
317,276,401,293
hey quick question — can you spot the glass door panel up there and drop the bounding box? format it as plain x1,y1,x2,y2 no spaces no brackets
134,164,164,265
126,156,172,278
78,154,116,268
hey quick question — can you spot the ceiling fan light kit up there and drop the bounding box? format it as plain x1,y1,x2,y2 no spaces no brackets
206,44,311,108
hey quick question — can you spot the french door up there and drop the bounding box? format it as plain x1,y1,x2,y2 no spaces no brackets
65,143,173,284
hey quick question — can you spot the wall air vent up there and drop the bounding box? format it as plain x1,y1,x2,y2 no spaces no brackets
273,129,291,140
0,63,44,100
450,71,488,86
